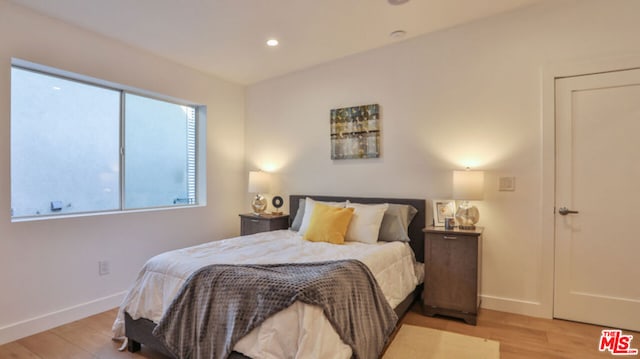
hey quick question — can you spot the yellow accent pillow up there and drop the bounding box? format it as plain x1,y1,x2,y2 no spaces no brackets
303,203,355,244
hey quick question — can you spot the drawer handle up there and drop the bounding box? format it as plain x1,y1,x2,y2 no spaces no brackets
250,219,260,223
443,236,457,240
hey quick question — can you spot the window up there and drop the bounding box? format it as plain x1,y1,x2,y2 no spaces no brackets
10,62,204,219
124,94,197,209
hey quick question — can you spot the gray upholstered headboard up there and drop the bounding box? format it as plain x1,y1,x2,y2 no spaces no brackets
289,195,426,263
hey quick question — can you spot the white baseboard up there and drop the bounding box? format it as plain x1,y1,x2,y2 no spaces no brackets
0,291,126,346
481,294,552,319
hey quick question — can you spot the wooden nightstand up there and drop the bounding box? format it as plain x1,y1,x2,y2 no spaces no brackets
239,213,290,236
422,226,483,325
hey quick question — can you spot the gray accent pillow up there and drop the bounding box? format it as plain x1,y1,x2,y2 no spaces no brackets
378,204,418,242
290,198,306,231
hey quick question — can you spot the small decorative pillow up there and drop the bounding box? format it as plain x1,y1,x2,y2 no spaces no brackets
303,204,355,244
298,198,346,236
378,204,418,242
345,201,389,244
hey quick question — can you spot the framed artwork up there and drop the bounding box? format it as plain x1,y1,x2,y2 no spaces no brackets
432,199,456,226
330,104,380,160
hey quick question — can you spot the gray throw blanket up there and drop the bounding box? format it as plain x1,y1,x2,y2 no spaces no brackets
152,260,398,359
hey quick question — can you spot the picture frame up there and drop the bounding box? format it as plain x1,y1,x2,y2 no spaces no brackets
330,104,380,160
432,199,456,226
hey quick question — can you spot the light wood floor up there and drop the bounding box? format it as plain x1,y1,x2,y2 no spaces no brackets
1,303,637,358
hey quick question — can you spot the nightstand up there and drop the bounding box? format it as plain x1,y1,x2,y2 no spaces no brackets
239,213,290,236
422,226,483,325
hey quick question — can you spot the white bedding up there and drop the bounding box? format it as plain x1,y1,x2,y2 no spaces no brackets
112,229,422,359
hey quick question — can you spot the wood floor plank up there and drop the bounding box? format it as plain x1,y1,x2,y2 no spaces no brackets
82,309,120,337
0,341,42,359
51,316,114,356
17,331,94,359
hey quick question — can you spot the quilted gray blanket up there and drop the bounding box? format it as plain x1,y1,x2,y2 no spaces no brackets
152,260,398,359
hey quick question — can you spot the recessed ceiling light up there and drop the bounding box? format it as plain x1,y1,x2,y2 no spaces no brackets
266,39,279,47
388,0,409,5
390,30,407,39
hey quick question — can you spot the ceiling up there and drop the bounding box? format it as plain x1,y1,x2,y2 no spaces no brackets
10,0,545,85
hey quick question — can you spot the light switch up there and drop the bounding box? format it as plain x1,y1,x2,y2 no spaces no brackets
498,176,516,191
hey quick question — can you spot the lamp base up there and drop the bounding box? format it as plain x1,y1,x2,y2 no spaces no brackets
251,194,267,214
457,224,477,230
455,201,479,229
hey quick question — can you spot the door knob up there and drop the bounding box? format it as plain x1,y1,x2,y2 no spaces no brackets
558,207,579,215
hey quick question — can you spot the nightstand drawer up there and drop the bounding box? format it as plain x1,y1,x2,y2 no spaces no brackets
239,213,290,236
241,217,270,235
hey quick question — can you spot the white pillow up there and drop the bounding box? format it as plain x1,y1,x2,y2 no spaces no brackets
345,201,389,244
298,198,346,236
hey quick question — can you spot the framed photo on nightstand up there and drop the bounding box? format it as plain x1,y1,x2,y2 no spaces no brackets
432,199,456,226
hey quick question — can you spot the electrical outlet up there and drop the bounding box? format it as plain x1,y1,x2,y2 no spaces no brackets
98,260,110,276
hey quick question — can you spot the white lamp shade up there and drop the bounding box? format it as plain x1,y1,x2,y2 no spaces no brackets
453,170,484,200
248,171,270,194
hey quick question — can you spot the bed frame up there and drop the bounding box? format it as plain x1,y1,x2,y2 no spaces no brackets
125,195,426,358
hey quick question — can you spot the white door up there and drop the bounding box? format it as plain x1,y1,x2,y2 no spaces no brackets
554,68,640,331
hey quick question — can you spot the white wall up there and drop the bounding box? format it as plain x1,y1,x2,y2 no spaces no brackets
246,0,640,318
0,1,245,344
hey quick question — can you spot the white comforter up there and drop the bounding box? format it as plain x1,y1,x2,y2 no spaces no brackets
112,229,421,359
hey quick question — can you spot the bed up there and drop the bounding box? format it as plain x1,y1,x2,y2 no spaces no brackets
113,195,426,358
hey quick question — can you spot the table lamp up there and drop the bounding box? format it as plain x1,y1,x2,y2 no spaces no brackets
453,168,484,230
248,171,270,214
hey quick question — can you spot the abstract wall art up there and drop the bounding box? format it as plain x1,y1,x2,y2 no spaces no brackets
330,104,380,160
